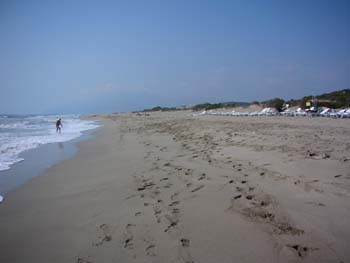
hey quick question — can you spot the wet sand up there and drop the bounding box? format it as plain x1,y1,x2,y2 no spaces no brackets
0,111,349,263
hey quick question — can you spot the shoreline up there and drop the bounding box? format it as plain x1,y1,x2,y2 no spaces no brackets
0,121,101,201
0,112,349,263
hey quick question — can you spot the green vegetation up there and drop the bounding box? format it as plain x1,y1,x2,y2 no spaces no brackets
285,99,300,107
287,89,350,109
191,101,251,111
316,89,350,108
192,103,226,111
142,89,350,112
261,98,285,112
143,106,178,112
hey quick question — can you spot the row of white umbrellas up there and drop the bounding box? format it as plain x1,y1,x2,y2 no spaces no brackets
193,107,350,118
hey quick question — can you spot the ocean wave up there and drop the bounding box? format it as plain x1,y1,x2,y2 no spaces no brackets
0,121,31,129
0,116,100,171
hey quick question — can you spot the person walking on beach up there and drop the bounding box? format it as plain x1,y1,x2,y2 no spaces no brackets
56,118,63,133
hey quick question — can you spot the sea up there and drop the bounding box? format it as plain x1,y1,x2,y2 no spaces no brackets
0,114,99,172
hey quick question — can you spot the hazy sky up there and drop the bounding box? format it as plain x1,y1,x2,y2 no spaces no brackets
0,0,349,114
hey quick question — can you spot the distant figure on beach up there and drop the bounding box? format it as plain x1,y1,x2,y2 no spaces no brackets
56,118,63,133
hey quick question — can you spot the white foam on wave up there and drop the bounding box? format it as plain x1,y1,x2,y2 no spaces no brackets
0,121,31,129
0,116,100,171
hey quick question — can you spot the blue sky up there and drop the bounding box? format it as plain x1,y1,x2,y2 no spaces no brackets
0,0,349,114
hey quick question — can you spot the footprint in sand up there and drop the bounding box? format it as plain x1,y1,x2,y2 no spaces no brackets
233,194,242,200
153,205,162,223
191,185,205,193
178,238,194,263
145,244,157,256
305,201,325,207
171,192,179,200
246,195,253,200
181,238,190,247
164,182,173,188
198,173,206,180
169,200,180,207
123,224,135,249
286,244,318,259
93,224,112,246
76,257,92,263
164,214,178,232
172,208,180,214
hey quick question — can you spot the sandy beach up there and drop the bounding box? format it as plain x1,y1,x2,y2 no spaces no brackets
0,111,349,263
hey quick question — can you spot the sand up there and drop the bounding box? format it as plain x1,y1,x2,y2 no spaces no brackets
0,111,349,263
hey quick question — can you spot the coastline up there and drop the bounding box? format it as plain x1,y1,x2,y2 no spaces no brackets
0,112,349,263
0,120,100,201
